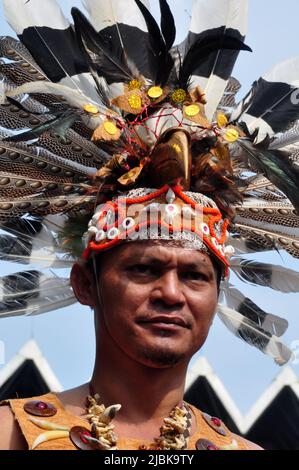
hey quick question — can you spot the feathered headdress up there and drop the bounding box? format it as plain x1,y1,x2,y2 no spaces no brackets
1,0,299,366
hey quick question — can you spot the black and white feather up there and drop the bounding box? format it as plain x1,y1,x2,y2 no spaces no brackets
3,0,98,102
0,269,75,319
83,0,153,90
231,257,299,293
231,57,299,143
217,303,293,366
176,0,249,119
222,284,289,336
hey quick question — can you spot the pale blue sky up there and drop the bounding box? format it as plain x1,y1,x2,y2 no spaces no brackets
0,0,299,414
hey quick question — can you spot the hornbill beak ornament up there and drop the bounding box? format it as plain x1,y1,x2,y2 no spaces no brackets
147,129,192,190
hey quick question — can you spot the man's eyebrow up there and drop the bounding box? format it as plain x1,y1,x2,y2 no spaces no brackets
125,253,213,270
124,254,163,264
179,261,213,271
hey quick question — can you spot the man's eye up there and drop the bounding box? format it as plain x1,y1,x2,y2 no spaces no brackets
130,265,156,275
182,272,208,282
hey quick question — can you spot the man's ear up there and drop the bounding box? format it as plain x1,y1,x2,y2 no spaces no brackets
70,262,96,308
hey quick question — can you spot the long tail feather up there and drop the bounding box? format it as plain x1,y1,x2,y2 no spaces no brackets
231,197,299,258
3,0,98,101
179,34,251,90
0,231,73,268
269,122,299,151
72,7,133,85
217,304,293,365
3,80,108,121
231,257,299,293
0,35,47,81
228,233,276,254
135,0,175,85
4,110,79,143
178,0,249,119
235,139,299,211
0,82,111,165
0,270,76,318
231,56,299,142
0,215,73,268
159,0,176,50
0,140,97,180
223,284,289,335
218,76,241,111
82,0,155,83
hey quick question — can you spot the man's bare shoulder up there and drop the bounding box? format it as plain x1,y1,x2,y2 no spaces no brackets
0,405,27,450
232,433,264,450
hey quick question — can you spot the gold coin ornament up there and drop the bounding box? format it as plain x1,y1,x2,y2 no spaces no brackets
128,94,142,110
172,89,187,104
92,122,121,142
185,104,200,117
84,103,99,114
217,113,228,128
103,121,118,136
224,128,239,143
148,86,163,99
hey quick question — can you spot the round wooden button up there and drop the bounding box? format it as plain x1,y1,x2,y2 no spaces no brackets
23,400,57,417
196,439,219,451
69,426,103,451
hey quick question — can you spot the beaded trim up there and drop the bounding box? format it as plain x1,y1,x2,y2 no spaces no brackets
83,185,234,273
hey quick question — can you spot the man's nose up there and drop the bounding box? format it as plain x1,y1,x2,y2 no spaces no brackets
150,271,185,307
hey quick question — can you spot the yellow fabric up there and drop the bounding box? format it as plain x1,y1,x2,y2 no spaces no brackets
6,393,249,450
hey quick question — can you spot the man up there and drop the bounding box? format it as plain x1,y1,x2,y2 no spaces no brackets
0,0,297,452
0,240,262,450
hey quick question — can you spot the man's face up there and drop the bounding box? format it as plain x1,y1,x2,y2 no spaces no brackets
86,242,219,368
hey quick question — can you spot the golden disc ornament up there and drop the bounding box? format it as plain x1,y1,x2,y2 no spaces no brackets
92,121,121,142
83,104,99,115
111,89,145,115
217,113,228,128
224,128,239,143
183,103,212,128
185,104,200,117
128,94,142,110
103,121,118,136
148,86,163,99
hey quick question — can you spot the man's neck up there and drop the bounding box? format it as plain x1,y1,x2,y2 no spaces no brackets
57,344,193,442
91,345,189,425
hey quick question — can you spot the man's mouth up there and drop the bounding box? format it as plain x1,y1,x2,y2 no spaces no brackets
138,315,190,330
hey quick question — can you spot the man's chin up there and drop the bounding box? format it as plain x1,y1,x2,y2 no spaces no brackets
137,345,188,368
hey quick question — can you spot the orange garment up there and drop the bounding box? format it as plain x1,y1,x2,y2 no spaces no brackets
3,393,249,450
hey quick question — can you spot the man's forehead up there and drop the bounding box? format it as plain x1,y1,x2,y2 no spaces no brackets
119,242,213,267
